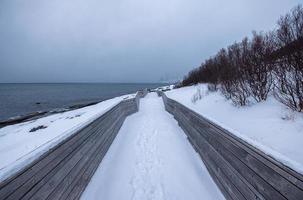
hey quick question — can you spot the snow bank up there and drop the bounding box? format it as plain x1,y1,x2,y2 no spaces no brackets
81,93,224,200
0,94,135,181
166,84,303,174
155,85,174,91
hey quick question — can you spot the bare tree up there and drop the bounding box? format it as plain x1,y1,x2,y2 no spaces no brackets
181,4,303,110
220,40,251,106
245,32,275,102
274,5,303,112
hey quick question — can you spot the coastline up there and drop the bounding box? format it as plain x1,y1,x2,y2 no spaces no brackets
0,83,167,127
0,100,103,128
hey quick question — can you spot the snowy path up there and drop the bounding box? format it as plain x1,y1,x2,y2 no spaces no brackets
81,93,224,200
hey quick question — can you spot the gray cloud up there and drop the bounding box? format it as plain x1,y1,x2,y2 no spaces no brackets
0,0,302,83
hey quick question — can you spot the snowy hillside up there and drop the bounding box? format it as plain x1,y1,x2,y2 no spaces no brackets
166,84,303,174
0,94,135,181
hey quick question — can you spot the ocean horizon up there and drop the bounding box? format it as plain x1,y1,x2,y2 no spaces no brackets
0,82,166,121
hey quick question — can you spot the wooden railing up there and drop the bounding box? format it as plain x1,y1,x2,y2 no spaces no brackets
0,92,145,200
159,91,303,200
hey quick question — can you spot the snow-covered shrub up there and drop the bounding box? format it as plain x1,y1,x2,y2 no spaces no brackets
273,5,303,112
207,84,217,92
219,40,252,106
191,87,208,103
244,32,275,102
181,5,302,110
191,88,202,103
274,68,303,112
221,80,251,106
281,109,296,121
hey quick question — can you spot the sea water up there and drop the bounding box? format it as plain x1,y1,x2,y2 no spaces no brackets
0,83,165,121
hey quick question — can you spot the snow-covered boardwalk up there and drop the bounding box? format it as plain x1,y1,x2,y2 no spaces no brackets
3,91,303,200
81,93,224,200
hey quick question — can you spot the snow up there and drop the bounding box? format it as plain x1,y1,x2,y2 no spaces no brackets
0,94,135,182
81,93,224,200
166,84,303,174
155,85,174,91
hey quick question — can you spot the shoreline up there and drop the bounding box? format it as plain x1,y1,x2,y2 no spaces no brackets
0,100,103,128
0,83,168,126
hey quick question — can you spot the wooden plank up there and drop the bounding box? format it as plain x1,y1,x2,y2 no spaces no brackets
4,105,121,200
177,100,303,199
45,115,126,200
65,115,127,200
177,118,247,200
175,107,285,200
161,92,303,200
27,113,125,200
0,93,142,200
171,97,303,187
0,103,121,198
200,125,302,199
176,108,263,200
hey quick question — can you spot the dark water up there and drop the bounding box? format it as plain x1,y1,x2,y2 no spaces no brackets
0,83,165,121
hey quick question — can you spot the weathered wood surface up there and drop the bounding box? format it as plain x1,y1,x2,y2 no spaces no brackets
159,91,303,200
0,90,147,200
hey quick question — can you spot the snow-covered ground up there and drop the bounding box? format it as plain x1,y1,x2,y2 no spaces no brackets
0,94,135,182
81,93,224,200
166,84,303,174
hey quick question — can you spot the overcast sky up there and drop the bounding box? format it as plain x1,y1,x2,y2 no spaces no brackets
0,0,302,83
